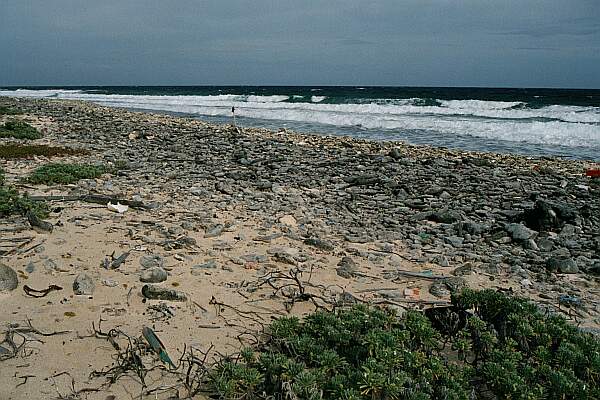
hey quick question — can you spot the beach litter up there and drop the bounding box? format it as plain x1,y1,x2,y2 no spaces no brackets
142,326,175,368
107,202,128,213
559,294,582,308
404,287,420,300
585,166,600,178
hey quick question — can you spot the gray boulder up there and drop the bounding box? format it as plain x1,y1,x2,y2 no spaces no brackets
140,254,164,269
0,263,18,292
336,257,358,279
505,223,538,241
546,257,579,274
140,267,168,283
429,277,467,298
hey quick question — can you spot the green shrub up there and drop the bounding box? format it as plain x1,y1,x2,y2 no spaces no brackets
0,166,4,186
205,290,600,399
0,119,42,140
26,163,106,185
208,306,471,399
0,106,22,115
0,186,48,218
451,289,600,399
0,144,88,159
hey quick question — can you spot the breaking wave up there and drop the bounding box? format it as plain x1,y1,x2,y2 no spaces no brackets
1,88,599,153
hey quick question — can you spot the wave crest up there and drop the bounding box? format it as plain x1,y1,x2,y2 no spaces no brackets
1,89,598,149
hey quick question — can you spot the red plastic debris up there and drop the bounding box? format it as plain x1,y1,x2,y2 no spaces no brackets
586,169,600,178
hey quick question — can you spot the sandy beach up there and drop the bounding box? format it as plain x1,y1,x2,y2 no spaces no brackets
1,97,599,399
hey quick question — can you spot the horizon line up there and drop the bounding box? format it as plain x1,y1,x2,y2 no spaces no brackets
2,84,600,91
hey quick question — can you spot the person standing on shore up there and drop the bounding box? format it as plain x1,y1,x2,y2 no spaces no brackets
231,106,236,126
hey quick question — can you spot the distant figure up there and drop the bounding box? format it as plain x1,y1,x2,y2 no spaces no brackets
231,106,236,126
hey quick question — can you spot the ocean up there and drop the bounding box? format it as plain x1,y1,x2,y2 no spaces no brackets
1,86,599,161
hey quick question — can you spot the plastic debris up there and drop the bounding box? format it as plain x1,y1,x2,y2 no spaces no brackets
404,287,420,300
520,278,532,287
585,167,600,178
107,202,128,213
142,326,175,368
558,294,582,308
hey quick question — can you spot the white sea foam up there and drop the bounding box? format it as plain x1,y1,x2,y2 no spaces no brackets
1,89,598,149
311,96,326,103
246,95,288,103
10,89,83,97
440,99,523,110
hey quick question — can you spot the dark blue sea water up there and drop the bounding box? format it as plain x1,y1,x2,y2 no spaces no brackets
2,86,599,160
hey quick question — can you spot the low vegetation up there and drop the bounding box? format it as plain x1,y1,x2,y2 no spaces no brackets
205,289,600,399
0,162,108,217
0,105,22,115
0,168,48,218
0,119,42,140
26,163,106,185
0,186,48,219
0,144,88,159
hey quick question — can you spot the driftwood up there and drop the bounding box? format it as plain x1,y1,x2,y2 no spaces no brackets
28,194,149,210
27,210,53,232
0,236,33,243
372,298,451,307
383,269,448,281
0,226,28,233
0,237,34,256
20,240,46,255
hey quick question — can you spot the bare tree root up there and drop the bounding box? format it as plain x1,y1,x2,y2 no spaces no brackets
254,266,338,312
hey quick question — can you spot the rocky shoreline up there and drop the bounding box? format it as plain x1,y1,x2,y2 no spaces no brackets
1,97,599,399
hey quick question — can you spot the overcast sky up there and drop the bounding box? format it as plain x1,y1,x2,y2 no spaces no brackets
1,1,599,88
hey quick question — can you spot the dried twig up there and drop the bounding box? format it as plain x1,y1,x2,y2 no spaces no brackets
20,239,46,255
209,296,266,325
2,237,35,256
180,344,214,398
49,371,101,399
15,373,35,388
23,284,63,298
254,267,336,312
0,318,70,361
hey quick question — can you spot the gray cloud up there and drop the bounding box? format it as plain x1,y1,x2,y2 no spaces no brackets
1,0,599,87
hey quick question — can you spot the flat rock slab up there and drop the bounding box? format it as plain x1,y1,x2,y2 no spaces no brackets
304,238,334,252
505,223,538,241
